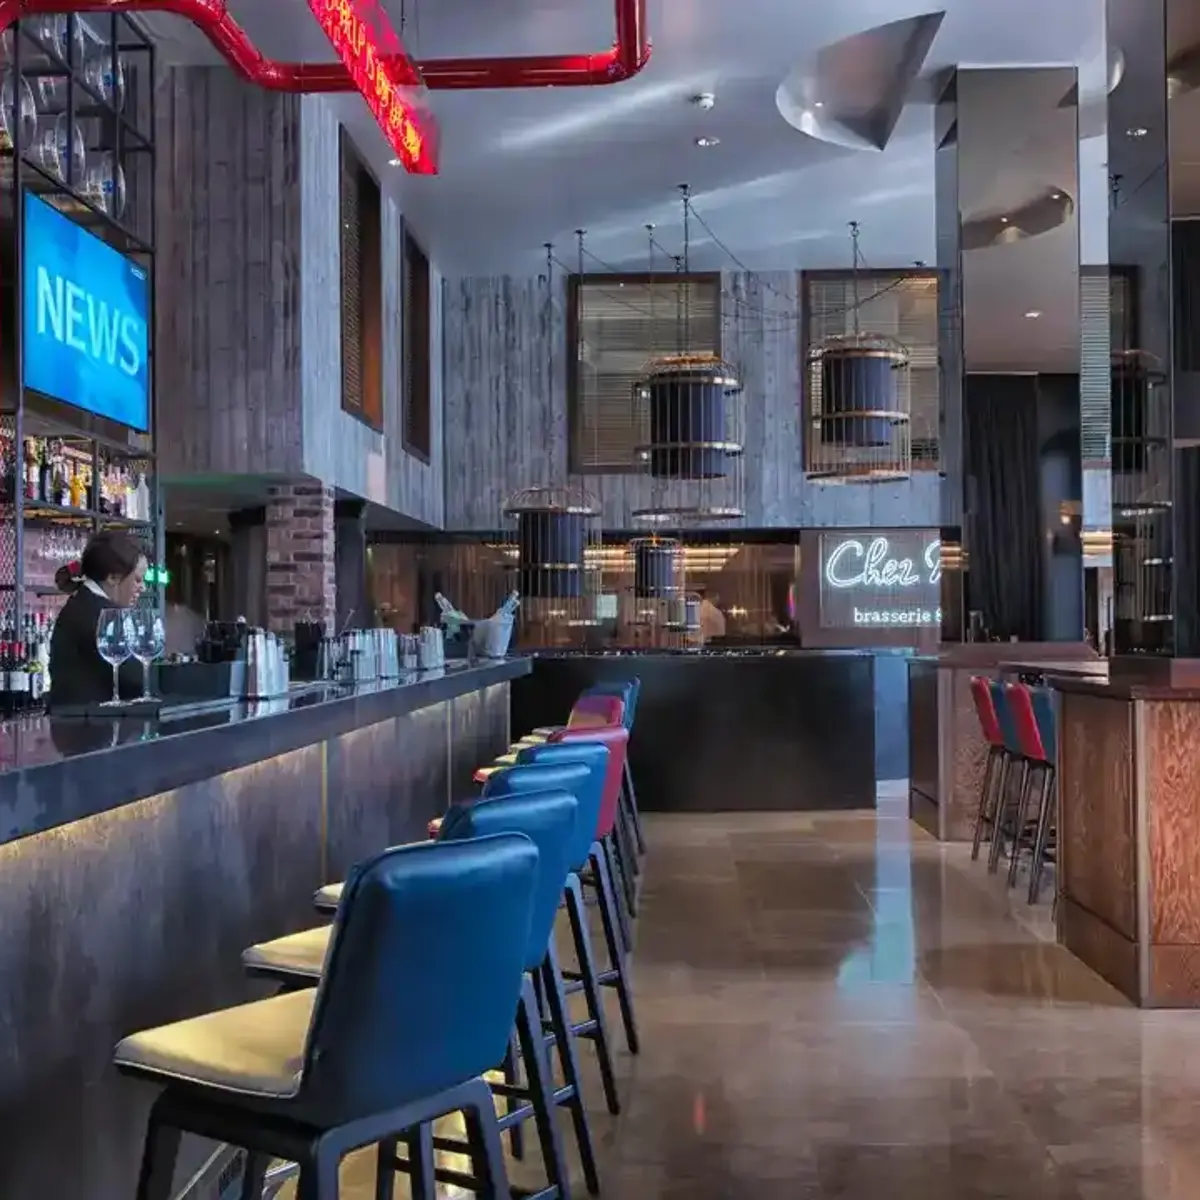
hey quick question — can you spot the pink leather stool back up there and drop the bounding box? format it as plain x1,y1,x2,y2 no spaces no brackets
1005,682,1047,763
969,676,1004,748
567,693,625,730
549,724,628,840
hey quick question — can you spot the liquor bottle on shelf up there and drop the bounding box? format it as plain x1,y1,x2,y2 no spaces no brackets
68,461,84,509
50,442,67,506
0,436,14,505
23,439,38,502
4,637,28,714
133,472,150,523
24,617,44,706
37,440,52,504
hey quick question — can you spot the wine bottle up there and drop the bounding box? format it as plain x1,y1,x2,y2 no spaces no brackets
37,441,51,504
0,437,13,504
23,440,37,502
51,442,66,506
68,462,84,509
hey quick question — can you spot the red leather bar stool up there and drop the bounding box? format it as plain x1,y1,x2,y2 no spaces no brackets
1004,682,1056,893
522,680,645,886
1027,688,1059,904
968,676,1009,861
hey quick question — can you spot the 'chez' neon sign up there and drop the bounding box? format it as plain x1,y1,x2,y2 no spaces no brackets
824,537,942,590
307,0,437,175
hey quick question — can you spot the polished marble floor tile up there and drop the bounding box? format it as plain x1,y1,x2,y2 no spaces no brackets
281,796,1200,1199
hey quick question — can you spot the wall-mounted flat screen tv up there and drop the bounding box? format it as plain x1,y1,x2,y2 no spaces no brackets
22,190,150,431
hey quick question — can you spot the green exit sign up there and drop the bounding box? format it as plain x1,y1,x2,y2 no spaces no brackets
145,565,171,586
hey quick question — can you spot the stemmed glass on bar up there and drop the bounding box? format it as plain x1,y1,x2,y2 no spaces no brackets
96,608,132,705
130,609,165,700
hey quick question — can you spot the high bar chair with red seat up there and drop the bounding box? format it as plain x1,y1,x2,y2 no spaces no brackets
498,692,640,925
512,725,640,1060
968,676,1009,861
1003,682,1055,891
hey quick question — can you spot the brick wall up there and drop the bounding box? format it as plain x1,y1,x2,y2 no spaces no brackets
265,482,336,633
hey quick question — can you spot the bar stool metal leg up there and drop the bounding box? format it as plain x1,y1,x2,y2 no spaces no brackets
988,757,1027,874
1027,767,1057,905
971,745,1004,861
433,977,571,1200
541,939,601,1195
501,1035,524,1160
240,1153,270,1200
1006,762,1041,888
623,759,647,855
613,804,640,916
601,836,634,955
563,873,622,1115
134,1103,182,1200
591,840,640,1056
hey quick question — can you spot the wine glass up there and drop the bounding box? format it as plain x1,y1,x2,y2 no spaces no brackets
96,608,132,705
130,609,165,700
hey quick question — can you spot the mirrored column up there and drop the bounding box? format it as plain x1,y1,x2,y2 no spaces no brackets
936,67,1083,641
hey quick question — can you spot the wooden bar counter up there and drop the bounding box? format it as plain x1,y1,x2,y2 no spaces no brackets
908,642,1099,841
1054,673,1200,1007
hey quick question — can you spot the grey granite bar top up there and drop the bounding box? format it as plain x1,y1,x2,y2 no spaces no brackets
0,658,530,845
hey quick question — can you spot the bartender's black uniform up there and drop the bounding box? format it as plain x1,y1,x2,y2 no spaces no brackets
48,586,143,708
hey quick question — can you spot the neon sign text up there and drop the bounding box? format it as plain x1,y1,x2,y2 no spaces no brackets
307,0,437,175
824,537,941,590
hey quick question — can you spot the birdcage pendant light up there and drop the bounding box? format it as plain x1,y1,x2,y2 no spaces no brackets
499,246,604,642
807,222,912,482
631,186,746,525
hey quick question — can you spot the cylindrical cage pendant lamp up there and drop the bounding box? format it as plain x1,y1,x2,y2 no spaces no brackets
806,332,912,482
630,352,746,525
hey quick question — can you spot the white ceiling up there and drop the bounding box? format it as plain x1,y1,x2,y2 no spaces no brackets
146,0,1108,270
145,0,1120,371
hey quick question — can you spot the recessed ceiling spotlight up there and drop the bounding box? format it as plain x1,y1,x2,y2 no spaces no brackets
1127,126,1148,138
695,136,720,148
388,157,403,166
691,92,716,110
1000,216,1009,223
813,100,824,108
1025,310,1042,319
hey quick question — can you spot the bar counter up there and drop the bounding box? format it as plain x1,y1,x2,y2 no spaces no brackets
511,650,888,812
0,658,526,1199
907,642,1100,841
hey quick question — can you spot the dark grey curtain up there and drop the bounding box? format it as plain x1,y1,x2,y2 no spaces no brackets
964,375,1043,639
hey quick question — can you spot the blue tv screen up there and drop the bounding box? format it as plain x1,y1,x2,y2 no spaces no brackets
22,190,150,431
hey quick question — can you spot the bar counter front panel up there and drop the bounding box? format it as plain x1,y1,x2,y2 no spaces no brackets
512,652,878,812
0,660,524,1200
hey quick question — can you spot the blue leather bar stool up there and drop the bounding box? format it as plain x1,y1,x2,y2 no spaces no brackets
115,835,538,1200
987,680,1026,875
502,742,640,1067
482,755,626,1117
244,790,599,1200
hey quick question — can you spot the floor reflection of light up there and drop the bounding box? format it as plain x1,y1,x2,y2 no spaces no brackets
836,799,916,987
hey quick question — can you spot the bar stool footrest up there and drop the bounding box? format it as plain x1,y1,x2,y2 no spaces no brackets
395,1154,559,1200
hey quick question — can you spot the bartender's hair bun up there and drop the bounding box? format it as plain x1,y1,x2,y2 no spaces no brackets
55,560,83,593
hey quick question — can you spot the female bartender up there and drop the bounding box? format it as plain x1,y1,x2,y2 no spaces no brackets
49,530,147,707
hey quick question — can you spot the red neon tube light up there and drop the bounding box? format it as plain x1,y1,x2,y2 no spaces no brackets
303,0,435,174
0,0,651,169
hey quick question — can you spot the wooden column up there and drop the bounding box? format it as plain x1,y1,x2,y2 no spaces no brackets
1056,678,1200,1006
